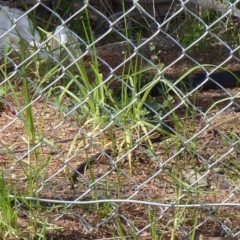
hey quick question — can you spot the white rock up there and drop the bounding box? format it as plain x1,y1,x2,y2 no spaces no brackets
0,6,40,54
47,25,82,62
0,6,82,62
184,169,208,187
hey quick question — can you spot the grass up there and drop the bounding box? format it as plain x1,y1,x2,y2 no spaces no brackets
0,172,18,239
1,2,240,240
0,43,182,238
0,45,238,239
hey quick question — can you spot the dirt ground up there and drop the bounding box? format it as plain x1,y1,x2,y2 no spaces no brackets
1,45,240,239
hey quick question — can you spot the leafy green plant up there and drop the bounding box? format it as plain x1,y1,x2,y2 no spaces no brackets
182,22,205,47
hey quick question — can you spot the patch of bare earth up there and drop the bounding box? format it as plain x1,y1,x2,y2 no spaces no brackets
1,46,240,239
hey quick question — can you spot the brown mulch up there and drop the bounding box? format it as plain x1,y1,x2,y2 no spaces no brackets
1,44,240,239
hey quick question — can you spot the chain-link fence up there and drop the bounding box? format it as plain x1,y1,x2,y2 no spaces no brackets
1,0,240,239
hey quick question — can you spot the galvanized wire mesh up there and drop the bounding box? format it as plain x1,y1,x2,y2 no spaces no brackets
1,0,240,239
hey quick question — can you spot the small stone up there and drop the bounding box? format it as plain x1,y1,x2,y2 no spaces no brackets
212,173,233,189
165,188,174,194
184,169,208,187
